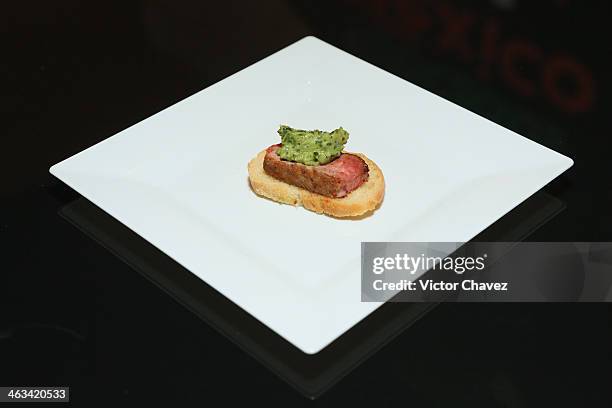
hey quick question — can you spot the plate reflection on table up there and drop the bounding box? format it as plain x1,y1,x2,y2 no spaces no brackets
58,190,564,398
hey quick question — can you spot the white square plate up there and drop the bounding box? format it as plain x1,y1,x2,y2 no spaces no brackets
50,36,573,354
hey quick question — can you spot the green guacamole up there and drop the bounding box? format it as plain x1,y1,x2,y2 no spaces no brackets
276,125,349,166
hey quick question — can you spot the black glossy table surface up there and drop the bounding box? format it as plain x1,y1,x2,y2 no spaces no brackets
3,1,611,406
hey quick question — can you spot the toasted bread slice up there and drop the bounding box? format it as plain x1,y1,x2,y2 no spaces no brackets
248,149,385,217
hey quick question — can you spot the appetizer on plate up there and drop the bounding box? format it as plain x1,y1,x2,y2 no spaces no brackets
248,125,384,217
